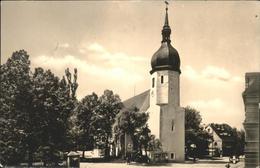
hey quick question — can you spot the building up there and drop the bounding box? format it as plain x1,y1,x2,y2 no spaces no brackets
242,72,260,168
113,5,185,162
204,123,235,157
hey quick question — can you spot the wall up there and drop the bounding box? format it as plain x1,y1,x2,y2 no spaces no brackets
243,72,260,168
148,70,185,162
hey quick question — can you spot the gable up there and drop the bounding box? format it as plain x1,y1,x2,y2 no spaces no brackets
209,123,235,142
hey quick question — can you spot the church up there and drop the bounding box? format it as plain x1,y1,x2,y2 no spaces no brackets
113,5,185,162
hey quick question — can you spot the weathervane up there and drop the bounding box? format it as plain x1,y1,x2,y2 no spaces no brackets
165,1,169,11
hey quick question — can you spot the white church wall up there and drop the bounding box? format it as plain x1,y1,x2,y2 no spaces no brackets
149,72,161,139
148,70,185,162
156,71,169,105
160,105,185,162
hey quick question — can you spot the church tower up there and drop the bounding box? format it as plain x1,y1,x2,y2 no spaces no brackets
148,4,185,162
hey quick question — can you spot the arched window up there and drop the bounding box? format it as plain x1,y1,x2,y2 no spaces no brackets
152,78,155,88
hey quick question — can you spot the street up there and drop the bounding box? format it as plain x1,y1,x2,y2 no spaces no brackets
80,158,245,168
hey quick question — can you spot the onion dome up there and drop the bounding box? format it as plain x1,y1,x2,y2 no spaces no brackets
150,5,181,74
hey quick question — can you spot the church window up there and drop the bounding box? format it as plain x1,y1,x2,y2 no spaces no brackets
161,76,164,83
152,78,155,88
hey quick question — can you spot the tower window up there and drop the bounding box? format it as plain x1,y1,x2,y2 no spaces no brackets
171,153,175,159
152,78,155,88
161,76,164,84
171,119,175,131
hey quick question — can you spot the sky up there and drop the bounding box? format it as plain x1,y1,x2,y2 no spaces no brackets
1,1,260,129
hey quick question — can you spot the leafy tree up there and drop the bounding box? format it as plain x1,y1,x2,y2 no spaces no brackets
74,93,99,156
0,50,35,165
114,107,156,159
0,50,78,166
185,106,212,158
209,123,245,157
93,90,122,158
134,124,151,156
32,67,78,165
233,129,245,156
185,106,202,130
58,68,78,151
147,135,162,153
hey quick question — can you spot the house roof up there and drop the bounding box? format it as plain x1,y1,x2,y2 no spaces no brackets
209,123,235,142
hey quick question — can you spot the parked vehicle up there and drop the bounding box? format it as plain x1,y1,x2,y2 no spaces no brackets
229,155,239,164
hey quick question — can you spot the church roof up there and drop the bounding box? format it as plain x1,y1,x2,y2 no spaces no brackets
122,90,150,112
113,90,150,127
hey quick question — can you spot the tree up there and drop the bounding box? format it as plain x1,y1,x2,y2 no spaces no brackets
233,129,245,156
231,128,245,156
32,67,78,165
185,106,202,130
147,135,162,153
0,50,35,165
93,90,122,158
0,50,78,166
135,124,151,156
74,93,99,156
114,107,155,158
185,106,212,158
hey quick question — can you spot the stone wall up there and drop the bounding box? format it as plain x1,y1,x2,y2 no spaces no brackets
243,72,260,168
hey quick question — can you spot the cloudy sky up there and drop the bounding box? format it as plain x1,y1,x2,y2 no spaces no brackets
1,1,260,129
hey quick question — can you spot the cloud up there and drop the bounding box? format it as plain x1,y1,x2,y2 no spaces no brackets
59,43,69,48
201,66,230,81
79,42,147,67
32,54,142,84
30,42,151,100
181,65,244,128
187,98,244,128
189,98,224,109
87,43,106,53
183,65,242,82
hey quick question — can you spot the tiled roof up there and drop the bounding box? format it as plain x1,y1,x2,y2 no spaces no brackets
209,123,235,142
122,90,150,112
114,90,150,124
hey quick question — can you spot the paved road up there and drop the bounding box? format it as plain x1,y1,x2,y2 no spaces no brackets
80,160,244,168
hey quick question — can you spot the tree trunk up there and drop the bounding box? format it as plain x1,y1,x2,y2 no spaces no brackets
28,150,33,166
139,145,142,156
105,135,110,159
145,147,148,157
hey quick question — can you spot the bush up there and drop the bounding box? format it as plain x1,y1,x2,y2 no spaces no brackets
132,152,150,163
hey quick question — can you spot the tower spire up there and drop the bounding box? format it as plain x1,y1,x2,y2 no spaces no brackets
162,1,171,43
164,1,169,26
